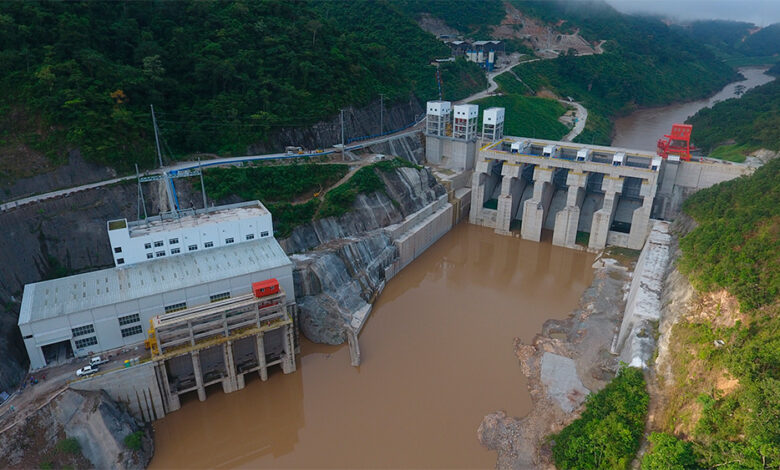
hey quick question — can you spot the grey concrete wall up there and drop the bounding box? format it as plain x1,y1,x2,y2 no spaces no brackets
70,361,165,422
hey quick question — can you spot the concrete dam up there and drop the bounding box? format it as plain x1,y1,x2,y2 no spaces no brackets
424,101,752,252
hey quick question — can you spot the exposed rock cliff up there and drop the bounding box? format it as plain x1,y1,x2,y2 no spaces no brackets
285,165,445,344
0,389,152,469
248,97,422,155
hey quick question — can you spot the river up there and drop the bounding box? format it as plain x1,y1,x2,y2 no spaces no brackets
151,223,595,468
612,67,775,151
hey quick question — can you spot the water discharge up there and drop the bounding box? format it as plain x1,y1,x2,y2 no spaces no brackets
151,223,595,468
612,67,775,151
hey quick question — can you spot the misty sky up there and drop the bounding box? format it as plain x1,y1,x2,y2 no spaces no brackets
606,0,780,26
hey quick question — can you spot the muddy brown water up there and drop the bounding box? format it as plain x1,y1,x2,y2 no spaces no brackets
151,223,595,469
612,67,775,151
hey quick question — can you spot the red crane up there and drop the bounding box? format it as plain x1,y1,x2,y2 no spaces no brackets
657,124,695,161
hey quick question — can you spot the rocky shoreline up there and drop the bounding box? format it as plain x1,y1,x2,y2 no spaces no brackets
478,250,636,468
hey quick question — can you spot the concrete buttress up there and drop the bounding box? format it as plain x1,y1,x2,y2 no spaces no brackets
553,171,587,248
521,166,553,242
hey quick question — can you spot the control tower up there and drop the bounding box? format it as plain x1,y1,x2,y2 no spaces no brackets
453,104,478,140
424,100,479,171
482,107,505,142
425,100,451,136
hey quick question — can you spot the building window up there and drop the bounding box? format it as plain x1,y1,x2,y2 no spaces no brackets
74,336,98,349
210,292,230,303
117,258,125,265
169,238,179,244
114,247,122,253
188,245,197,251
204,241,214,248
121,325,143,337
164,302,187,314
171,248,181,254
146,253,154,259
118,313,140,326
154,240,164,247
72,324,95,337
246,234,255,240
156,251,165,257
260,231,269,237
225,237,234,244
144,243,152,250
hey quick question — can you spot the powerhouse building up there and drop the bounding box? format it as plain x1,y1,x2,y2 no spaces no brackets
18,201,295,371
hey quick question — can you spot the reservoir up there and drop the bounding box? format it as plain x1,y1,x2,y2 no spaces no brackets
151,223,595,468
612,67,775,151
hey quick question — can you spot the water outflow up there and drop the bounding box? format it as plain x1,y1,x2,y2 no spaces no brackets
151,223,595,469
613,67,775,151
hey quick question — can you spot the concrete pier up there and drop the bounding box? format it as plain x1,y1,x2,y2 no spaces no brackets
589,176,623,250
553,171,587,247
520,166,553,242
494,164,526,235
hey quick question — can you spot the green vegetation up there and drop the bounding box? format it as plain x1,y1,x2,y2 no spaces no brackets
641,432,698,470
675,21,780,68
203,158,419,237
396,0,505,36
679,158,779,310
0,1,486,171
503,1,738,145
550,366,648,470
473,93,568,140
123,430,144,451
55,438,81,455
319,158,419,219
203,163,348,202
706,143,751,163
645,158,780,469
687,79,780,156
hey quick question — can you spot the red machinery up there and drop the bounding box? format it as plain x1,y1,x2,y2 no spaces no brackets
253,278,280,298
657,124,695,161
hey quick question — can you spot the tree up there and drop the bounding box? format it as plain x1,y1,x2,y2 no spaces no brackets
641,433,699,470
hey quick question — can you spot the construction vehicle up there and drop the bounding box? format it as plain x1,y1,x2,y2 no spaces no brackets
657,124,696,161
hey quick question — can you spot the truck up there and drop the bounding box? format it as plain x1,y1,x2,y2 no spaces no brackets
76,365,98,377
90,355,108,367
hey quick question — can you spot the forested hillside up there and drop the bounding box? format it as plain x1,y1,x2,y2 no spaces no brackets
687,76,780,160
675,21,780,67
497,1,739,144
0,1,484,171
643,158,780,468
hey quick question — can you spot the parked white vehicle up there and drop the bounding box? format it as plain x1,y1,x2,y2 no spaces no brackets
90,356,108,367
76,365,98,377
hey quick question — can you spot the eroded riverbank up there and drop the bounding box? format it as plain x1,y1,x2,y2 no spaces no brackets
151,223,595,468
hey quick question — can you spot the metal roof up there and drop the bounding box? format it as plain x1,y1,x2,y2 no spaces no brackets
19,237,291,324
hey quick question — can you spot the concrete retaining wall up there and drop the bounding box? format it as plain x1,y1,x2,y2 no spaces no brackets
612,221,671,367
385,194,453,279
70,361,165,422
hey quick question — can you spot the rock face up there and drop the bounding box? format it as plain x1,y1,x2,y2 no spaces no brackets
247,97,422,155
0,389,152,469
285,165,445,344
0,150,118,204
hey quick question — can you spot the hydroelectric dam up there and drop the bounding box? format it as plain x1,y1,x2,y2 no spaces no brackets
424,101,751,251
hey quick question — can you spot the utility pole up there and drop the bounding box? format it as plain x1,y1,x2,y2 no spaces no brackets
135,164,148,221
379,93,384,136
150,104,163,169
340,108,345,161
198,158,208,209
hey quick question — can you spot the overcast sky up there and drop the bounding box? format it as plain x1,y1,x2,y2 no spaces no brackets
606,0,780,26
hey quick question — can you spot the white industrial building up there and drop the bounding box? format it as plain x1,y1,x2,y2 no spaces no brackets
107,201,273,267
18,201,295,370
